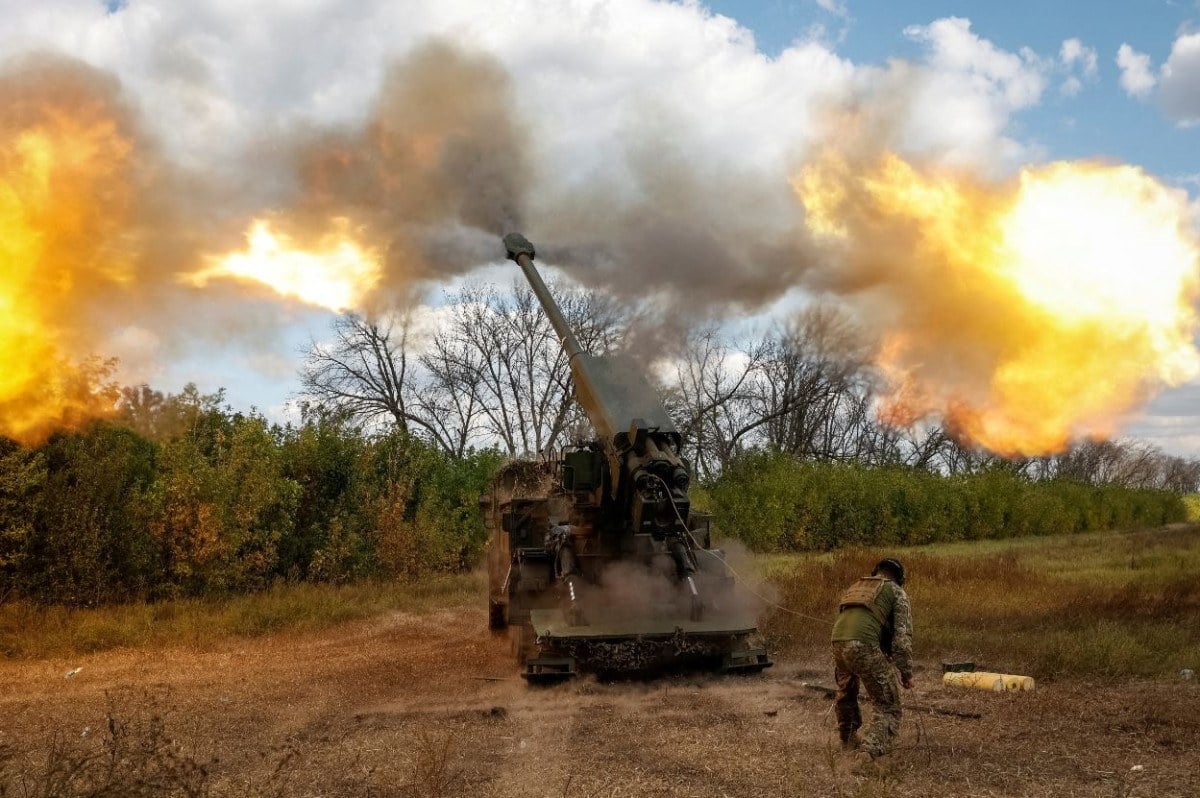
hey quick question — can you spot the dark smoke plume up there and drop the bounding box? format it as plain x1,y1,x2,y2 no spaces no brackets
272,40,531,301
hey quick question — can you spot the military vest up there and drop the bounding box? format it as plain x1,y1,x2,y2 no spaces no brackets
838,576,890,627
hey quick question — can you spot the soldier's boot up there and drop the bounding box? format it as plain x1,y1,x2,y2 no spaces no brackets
839,729,861,752
849,750,877,776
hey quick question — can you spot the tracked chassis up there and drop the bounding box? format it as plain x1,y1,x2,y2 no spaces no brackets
485,465,771,683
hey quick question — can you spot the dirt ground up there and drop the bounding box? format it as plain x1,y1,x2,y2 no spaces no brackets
2,605,1198,798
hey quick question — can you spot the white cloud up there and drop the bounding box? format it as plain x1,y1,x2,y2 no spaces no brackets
1060,38,1098,75
0,4,1064,216
903,17,1047,109
816,0,849,17
1159,32,1200,126
0,1,852,184
1116,43,1157,98
899,17,1049,169
1113,34,1200,126
1058,37,1097,96
1127,379,1200,457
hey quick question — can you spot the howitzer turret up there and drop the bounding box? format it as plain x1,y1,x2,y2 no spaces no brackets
486,233,771,681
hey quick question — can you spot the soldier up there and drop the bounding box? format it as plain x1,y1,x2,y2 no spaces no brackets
830,558,913,764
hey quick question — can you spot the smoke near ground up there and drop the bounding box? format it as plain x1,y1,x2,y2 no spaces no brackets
572,542,770,630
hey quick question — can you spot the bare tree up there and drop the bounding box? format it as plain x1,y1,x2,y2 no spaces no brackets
667,326,768,478
301,313,456,453
300,291,1200,489
1158,454,1200,493
417,328,489,458
756,306,879,462
427,282,628,457
1049,438,1200,490
668,305,894,475
301,282,629,458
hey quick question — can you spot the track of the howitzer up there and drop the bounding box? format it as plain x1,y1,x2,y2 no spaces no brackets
3,603,1198,797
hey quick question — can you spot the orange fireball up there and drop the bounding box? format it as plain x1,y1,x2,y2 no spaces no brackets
0,107,131,444
189,219,382,313
796,152,1200,456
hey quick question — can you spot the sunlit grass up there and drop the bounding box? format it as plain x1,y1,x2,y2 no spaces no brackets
7,526,1200,681
760,524,1200,681
0,573,483,660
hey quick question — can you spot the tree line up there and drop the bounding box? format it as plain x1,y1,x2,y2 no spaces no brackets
0,388,498,607
704,451,1187,552
302,280,1200,492
1,280,1193,607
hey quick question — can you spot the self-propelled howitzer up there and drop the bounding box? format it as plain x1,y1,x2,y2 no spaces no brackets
485,233,771,681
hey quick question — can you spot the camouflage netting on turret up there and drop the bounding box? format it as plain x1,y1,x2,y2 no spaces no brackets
492,459,554,503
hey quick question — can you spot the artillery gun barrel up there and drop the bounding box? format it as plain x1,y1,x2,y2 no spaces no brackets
502,231,680,484
503,233,585,361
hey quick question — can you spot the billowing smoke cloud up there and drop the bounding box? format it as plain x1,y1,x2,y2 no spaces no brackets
532,142,813,313
3,17,1197,456
203,38,824,330
276,41,530,291
259,40,812,319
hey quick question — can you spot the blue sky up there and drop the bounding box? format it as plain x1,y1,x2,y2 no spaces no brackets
707,0,1199,178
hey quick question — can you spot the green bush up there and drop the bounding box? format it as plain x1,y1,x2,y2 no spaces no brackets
0,396,1188,607
0,404,500,606
16,425,158,606
707,450,1188,553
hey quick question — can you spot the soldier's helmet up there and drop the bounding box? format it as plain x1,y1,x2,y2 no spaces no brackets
872,558,905,586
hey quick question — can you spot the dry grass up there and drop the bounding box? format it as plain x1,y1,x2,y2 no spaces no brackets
0,573,482,660
0,690,211,798
402,727,463,798
761,524,1200,680
4,588,1199,798
0,691,466,798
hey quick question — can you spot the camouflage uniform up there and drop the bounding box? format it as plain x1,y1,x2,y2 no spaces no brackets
830,577,913,758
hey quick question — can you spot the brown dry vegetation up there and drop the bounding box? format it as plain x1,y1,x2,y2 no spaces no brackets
2,526,1199,797
0,575,481,660
763,523,1200,680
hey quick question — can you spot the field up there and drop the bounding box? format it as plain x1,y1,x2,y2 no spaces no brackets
2,525,1198,797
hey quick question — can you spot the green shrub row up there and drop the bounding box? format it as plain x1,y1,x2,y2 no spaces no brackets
704,450,1188,552
0,409,500,607
2,405,1190,607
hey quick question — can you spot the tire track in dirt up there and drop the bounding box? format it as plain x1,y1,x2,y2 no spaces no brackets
4,604,1200,797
